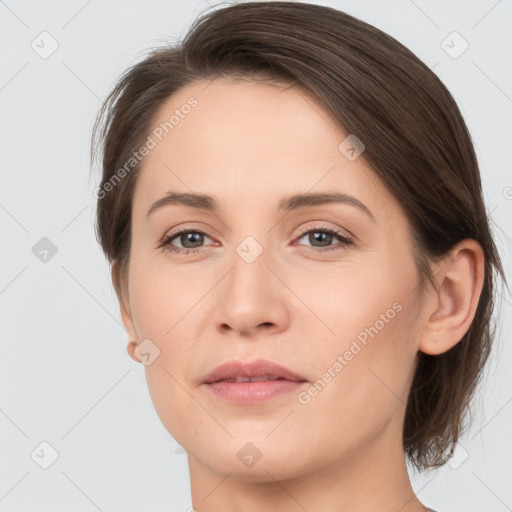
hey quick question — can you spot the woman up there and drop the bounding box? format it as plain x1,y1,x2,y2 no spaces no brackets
91,2,506,511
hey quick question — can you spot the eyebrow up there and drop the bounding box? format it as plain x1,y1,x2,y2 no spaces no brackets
146,191,376,222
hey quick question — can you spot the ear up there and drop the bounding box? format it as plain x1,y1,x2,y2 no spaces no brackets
417,239,485,355
111,262,140,363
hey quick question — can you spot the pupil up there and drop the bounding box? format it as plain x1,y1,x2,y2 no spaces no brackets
310,231,331,247
182,232,203,248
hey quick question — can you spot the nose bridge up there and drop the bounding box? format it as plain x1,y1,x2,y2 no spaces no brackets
227,233,272,304
214,232,288,335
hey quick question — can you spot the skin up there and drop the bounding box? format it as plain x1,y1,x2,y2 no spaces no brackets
115,77,485,512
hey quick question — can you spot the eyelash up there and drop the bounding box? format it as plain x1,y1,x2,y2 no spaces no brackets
158,226,353,255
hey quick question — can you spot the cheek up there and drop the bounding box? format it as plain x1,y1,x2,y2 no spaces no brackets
127,249,208,339
293,297,418,465
126,260,204,443
296,257,420,429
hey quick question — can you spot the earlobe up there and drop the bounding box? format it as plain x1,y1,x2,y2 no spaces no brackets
418,239,485,356
127,340,141,363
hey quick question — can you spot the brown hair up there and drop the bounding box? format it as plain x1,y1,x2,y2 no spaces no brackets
91,1,507,471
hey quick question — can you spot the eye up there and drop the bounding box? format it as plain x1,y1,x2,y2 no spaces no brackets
294,227,353,252
158,229,215,254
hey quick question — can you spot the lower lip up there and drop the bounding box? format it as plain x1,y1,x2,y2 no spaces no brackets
203,379,306,404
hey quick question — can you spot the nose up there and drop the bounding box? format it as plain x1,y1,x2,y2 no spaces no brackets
214,245,290,338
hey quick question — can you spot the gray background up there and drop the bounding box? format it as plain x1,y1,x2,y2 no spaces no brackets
1,0,511,511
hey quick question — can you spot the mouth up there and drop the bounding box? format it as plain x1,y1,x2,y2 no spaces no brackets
202,358,308,385
212,376,301,383
201,359,307,404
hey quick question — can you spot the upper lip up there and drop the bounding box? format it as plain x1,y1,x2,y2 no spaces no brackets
202,358,307,384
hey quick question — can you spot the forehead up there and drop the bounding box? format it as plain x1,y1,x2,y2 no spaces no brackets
148,76,344,163
132,77,401,225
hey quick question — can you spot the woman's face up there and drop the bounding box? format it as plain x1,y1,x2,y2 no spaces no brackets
122,77,425,481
